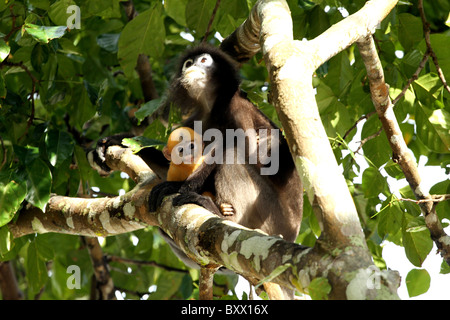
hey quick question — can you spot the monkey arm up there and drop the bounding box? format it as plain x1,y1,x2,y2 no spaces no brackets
88,134,169,181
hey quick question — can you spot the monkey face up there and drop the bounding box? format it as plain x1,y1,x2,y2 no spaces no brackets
180,53,218,111
172,45,240,116
164,127,203,165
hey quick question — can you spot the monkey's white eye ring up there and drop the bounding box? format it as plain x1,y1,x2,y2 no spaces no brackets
183,59,194,70
197,54,213,67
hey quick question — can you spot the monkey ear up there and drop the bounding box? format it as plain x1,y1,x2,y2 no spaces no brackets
162,145,171,161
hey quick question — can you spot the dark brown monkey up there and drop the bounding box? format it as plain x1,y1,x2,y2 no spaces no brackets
89,45,303,298
150,45,303,243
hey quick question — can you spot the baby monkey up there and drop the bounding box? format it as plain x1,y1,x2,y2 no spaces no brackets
164,127,234,216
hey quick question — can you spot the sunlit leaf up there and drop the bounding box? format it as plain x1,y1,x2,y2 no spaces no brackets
24,23,67,43
308,277,331,300
25,158,52,211
0,39,10,62
402,215,433,267
406,269,430,297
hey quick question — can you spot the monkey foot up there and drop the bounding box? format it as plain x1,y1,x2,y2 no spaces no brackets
220,203,235,216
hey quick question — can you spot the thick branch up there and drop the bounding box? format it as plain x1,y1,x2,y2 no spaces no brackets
356,36,450,264
0,261,23,300
104,145,157,184
153,197,399,299
309,0,398,69
221,0,400,246
83,237,115,300
219,0,401,298
9,178,159,238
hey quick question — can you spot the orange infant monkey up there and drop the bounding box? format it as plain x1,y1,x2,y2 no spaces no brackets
163,127,233,216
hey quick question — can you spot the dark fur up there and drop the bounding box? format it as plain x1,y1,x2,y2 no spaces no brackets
150,45,303,242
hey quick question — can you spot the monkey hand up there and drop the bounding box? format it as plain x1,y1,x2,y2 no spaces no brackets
149,181,184,212
87,133,134,176
173,192,222,216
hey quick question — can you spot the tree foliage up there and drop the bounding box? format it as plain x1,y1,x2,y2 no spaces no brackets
0,0,449,300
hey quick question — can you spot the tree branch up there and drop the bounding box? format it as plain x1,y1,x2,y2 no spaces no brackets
8,0,404,299
220,0,401,298
356,35,450,265
121,1,159,103
418,0,450,94
309,0,398,70
82,237,116,300
152,196,399,299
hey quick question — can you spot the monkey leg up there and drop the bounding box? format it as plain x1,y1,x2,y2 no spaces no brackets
199,265,220,300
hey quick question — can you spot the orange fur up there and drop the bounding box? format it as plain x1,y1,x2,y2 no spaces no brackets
165,127,204,182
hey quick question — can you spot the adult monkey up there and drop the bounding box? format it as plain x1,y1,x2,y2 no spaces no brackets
89,45,303,299
149,45,303,299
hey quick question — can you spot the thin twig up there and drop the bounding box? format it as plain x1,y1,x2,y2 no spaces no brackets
4,5,20,42
392,52,430,105
418,0,450,94
342,110,376,141
355,127,383,154
396,194,450,204
106,255,189,273
202,0,221,43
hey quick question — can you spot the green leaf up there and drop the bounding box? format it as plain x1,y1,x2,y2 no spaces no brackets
308,277,331,300
73,145,92,193
361,167,387,198
402,215,433,267
118,3,165,78
29,0,50,10
31,43,49,73
48,0,77,26
405,269,430,297
429,34,450,79
134,98,163,124
150,272,187,300
415,103,450,153
45,130,75,167
35,236,54,260
0,72,5,98
97,33,120,53
0,227,12,257
122,137,165,153
26,241,49,294
185,0,217,37
413,73,442,104
377,195,403,245
24,23,67,43
165,0,188,26
430,180,450,221
0,178,27,227
25,158,52,211
398,13,423,52
69,85,96,130
361,115,391,168
441,260,450,274
0,39,10,62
